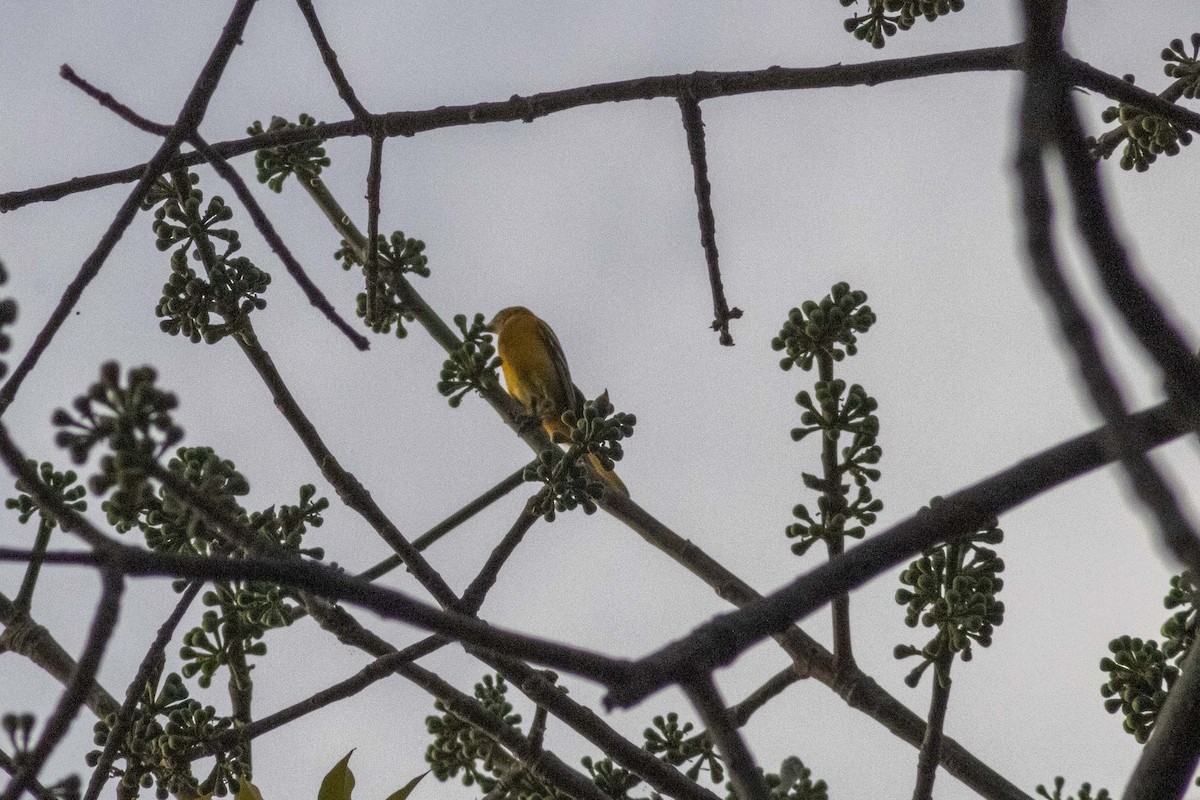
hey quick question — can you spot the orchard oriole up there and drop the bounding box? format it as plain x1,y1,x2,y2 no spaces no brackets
489,306,628,496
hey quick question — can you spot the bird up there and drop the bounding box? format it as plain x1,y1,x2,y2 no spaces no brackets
488,306,628,496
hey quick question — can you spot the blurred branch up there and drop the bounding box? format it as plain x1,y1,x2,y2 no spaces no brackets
1019,0,1200,574
1,569,124,800
81,582,202,800
1122,625,1200,800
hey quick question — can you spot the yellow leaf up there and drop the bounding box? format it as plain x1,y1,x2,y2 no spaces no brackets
318,750,357,800
235,778,264,800
383,770,428,800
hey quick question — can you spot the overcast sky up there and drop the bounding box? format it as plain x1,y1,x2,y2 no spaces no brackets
3,3,1200,799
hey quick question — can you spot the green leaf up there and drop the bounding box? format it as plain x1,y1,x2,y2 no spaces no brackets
319,751,356,800
383,770,428,800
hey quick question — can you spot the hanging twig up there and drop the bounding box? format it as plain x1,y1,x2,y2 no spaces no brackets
677,95,741,345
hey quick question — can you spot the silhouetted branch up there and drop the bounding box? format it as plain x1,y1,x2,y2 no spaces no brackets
1,45,1023,213
0,0,261,416
677,95,741,346
1122,624,1200,800
911,655,953,800
294,0,372,122
59,63,369,350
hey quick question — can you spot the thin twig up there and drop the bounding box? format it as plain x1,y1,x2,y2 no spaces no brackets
59,64,172,135
0,0,261,415
676,95,741,346
816,351,854,671
1,569,124,800
683,675,768,800
358,466,528,581
301,597,613,800
294,0,372,122
364,132,384,327
459,501,540,614
190,133,369,348
911,655,953,800
59,64,368,350
81,582,203,800
197,637,445,758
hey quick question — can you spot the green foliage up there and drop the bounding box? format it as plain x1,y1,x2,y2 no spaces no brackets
1098,570,1199,742
839,0,966,49
777,284,882,557
335,230,430,337
437,313,501,407
525,393,636,521
6,461,87,528
1162,33,1200,99
142,172,271,344
1092,34,1199,173
894,499,1004,688
1036,776,1111,800
51,364,324,703
425,674,531,793
247,114,332,192
729,757,828,800
581,757,644,800
1160,570,1197,661
772,282,875,371
51,362,184,520
0,258,17,380
87,672,244,799
1099,635,1176,743
643,712,722,783
1099,93,1194,172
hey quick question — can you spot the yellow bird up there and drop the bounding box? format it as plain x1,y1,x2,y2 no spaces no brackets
489,306,628,497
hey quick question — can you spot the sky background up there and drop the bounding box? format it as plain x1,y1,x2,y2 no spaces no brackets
2,2,1200,799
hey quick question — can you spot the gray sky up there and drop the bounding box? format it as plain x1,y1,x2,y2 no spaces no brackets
2,3,1200,799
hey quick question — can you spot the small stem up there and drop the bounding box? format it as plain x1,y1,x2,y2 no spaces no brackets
817,353,854,671
911,652,954,800
13,519,54,613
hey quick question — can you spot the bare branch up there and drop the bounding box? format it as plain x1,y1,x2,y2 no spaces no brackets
1,45,1022,213
677,95,741,346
